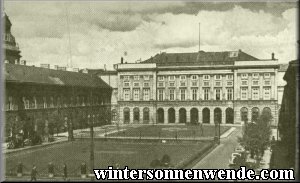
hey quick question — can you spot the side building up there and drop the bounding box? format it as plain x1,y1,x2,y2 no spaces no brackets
4,63,112,141
99,50,282,126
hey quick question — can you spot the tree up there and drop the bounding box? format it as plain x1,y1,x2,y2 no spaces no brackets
238,111,272,161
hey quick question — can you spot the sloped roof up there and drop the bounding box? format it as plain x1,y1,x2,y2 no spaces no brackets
142,50,259,66
4,63,111,89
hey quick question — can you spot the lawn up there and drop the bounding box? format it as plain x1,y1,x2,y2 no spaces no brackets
107,124,230,139
5,139,213,177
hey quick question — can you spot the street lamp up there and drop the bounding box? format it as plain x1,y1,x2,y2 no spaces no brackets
88,114,94,181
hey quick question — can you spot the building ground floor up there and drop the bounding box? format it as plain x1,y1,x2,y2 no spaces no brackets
112,100,279,126
5,105,111,141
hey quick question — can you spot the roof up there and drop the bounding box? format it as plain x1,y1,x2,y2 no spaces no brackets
4,63,111,89
142,50,260,66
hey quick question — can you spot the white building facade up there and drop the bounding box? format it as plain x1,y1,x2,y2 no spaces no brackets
100,50,284,126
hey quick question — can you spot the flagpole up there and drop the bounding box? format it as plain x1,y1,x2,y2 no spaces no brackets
199,22,200,52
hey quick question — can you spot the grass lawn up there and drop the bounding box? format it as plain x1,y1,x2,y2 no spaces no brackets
5,139,213,177
107,124,230,139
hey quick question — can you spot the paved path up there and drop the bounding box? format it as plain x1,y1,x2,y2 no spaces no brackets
192,126,241,169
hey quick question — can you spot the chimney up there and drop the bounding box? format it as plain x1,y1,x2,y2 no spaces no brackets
54,65,58,70
271,53,275,60
104,64,106,71
121,57,124,64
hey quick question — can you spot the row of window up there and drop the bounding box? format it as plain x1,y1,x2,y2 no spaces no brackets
122,73,271,82
122,87,272,101
241,73,270,79
5,96,107,111
123,80,271,88
240,87,271,100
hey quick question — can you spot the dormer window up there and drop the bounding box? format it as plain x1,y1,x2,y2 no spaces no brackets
203,75,210,80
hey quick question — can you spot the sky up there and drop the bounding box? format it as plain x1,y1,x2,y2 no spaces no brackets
3,1,298,70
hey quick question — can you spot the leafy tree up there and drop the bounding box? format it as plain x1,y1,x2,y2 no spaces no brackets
238,111,272,161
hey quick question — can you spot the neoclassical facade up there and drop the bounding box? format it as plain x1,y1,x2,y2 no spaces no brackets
99,50,282,126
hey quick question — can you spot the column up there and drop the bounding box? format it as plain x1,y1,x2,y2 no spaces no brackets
152,107,156,124
234,71,238,100
222,107,226,124
175,108,179,123
198,108,202,123
140,108,143,124
130,109,134,124
210,108,214,124
164,108,168,124
187,109,191,123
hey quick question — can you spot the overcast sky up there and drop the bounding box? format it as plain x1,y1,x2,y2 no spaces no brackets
4,1,298,69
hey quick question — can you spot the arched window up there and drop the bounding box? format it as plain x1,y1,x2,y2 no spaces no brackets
157,108,164,123
240,107,248,122
133,108,140,122
143,108,150,123
226,108,234,124
168,108,175,123
112,109,117,121
202,108,210,124
123,108,130,124
214,108,222,124
179,108,187,123
190,108,199,124
251,107,259,122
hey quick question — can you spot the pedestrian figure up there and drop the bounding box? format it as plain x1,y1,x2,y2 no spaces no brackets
271,136,276,152
63,163,68,180
199,122,204,136
31,165,37,181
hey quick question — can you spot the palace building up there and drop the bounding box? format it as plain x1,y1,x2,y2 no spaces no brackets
3,14,112,141
98,50,284,126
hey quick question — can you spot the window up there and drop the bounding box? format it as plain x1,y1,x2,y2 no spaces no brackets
191,75,198,80
144,82,150,87
143,108,150,121
143,89,150,101
215,81,221,87
169,89,175,101
252,73,259,79
264,80,271,86
180,89,186,100
227,88,233,100
133,82,139,87
158,82,164,87
192,81,197,87
204,88,209,100
134,75,139,80
215,75,221,80
264,73,270,78
252,80,259,86
124,82,130,87
252,88,259,100
180,81,186,87
203,81,210,87
144,75,150,80
241,88,248,100
158,76,164,81
229,51,239,57
241,73,248,79
133,89,140,101
158,89,164,101
180,75,186,80
169,75,175,81
112,109,117,121
227,75,233,80
123,89,130,101
192,89,197,100
203,75,210,80
264,87,271,100
241,80,248,86
227,81,233,86
123,76,129,81
215,89,221,100
50,97,54,107
169,82,175,87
